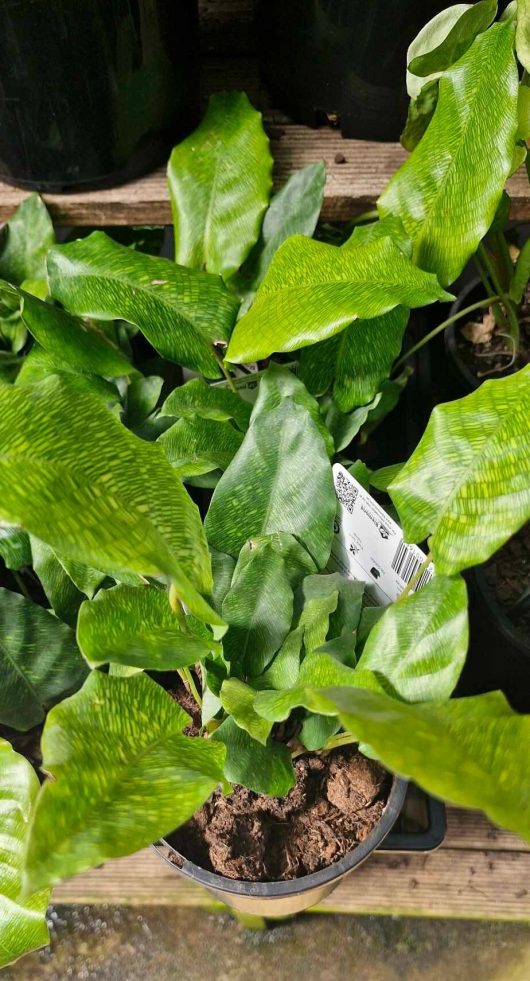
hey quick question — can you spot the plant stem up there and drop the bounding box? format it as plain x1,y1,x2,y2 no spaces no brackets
478,243,520,349
169,582,186,624
393,297,501,369
474,253,507,332
12,571,31,601
492,230,514,290
178,667,202,709
213,346,238,394
398,552,433,602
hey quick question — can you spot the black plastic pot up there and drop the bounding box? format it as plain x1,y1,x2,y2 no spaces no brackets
0,0,199,191
255,0,451,141
154,776,407,917
457,566,530,713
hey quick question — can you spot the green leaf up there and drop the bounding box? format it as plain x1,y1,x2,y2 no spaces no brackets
15,345,122,405
161,377,251,431
227,235,450,363
210,548,236,615
254,651,359,723
20,292,133,379
235,161,326,311
370,463,405,492
31,538,84,626
516,0,530,71
251,362,334,456
401,80,440,152
220,678,272,745
389,368,530,574
77,584,220,671
0,376,221,628
357,575,468,702
168,92,273,281
407,1,497,83
342,215,413,257
24,672,226,893
299,714,340,752
47,232,239,378
299,306,409,413
205,374,336,569
55,554,106,599
0,740,49,968
0,588,87,731
212,717,295,796
250,626,304,690
380,20,518,287
296,579,339,654
158,416,244,478
306,686,530,845
0,528,31,572
0,195,54,285
124,376,163,428
221,538,294,675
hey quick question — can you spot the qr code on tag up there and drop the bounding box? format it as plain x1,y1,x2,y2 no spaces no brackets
335,470,358,514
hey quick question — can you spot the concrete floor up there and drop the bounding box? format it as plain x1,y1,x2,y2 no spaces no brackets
5,907,530,981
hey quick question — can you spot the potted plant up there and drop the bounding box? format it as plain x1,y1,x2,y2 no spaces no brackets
0,75,529,966
0,0,199,190
255,0,494,141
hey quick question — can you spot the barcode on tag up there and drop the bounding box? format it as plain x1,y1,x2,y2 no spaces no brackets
391,540,433,590
329,463,434,605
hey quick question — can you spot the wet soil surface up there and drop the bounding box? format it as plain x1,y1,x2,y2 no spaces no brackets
484,524,530,644
168,748,390,881
6,906,530,981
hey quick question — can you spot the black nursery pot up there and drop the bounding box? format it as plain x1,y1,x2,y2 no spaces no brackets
458,568,530,713
0,0,199,191
154,776,407,917
255,0,451,142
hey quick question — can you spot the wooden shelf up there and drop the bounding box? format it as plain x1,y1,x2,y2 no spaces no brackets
1,48,528,225
52,808,530,921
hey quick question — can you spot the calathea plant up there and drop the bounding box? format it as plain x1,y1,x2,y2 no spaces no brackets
0,79,528,969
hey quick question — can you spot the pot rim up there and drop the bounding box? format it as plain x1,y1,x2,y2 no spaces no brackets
155,774,408,898
445,278,484,391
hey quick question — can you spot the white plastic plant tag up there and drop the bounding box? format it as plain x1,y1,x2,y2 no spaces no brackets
329,462,434,606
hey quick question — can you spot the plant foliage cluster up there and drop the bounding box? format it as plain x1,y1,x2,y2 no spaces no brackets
0,1,530,966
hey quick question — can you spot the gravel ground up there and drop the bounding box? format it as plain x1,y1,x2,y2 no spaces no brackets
4,907,530,981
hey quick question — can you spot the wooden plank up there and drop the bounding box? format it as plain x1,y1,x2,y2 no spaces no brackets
52,845,530,921
445,808,530,853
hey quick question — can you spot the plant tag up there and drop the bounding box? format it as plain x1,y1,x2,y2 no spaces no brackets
329,463,434,606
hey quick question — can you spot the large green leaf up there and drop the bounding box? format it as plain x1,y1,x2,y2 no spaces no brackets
0,588,87,731
24,672,226,892
20,292,133,378
252,362,334,456
299,307,408,413
77,584,220,671
407,1,497,96
212,717,295,796
516,0,530,70
168,92,273,281
161,377,251,431
357,575,468,702
389,368,530,574
158,416,244,478
205,372,336,569
0,376,221,627
227,235,450,363
235,161,326,312
0,740,49,968
0,195,54,286
221,537,294,676
301,685,530,845
380,20,518,287
47,232,239,378
15,344,122,405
